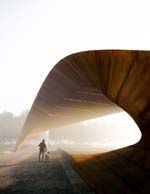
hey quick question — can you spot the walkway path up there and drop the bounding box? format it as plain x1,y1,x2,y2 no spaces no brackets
0,149,95,194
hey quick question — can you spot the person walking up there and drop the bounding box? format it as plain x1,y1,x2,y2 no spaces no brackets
38,139,47,162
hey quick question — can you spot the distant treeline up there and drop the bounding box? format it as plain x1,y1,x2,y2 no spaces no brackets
0,110,28,144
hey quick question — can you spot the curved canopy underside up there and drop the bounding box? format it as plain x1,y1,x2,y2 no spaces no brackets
16,50,150,149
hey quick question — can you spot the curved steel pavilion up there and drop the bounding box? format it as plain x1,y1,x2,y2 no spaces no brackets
16,50,150,194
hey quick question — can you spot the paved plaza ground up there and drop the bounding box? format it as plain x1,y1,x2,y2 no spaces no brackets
0,148,95,194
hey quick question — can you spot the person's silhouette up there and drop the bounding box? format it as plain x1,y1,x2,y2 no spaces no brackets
38,139,47,162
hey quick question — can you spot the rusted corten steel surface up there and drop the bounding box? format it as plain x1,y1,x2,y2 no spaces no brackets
16,50,150,149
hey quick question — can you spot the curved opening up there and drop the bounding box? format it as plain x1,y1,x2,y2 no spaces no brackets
28,110,141,154
54,112,140,153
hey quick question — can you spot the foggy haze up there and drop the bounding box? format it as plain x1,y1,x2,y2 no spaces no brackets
0,109,141,154
0,110,28,145
45,112,141,152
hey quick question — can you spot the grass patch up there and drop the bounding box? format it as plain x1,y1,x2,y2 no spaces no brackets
0,148,9,155
0,148,5,155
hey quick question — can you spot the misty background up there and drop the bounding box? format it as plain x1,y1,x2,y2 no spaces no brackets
49,112,141,151
0,110,28,145
0,110,141,154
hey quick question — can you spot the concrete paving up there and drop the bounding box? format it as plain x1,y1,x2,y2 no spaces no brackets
0,149,95,194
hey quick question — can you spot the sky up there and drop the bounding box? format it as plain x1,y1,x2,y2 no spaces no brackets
0,0,150,115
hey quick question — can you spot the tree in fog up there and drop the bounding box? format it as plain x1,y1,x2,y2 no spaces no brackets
0,110,28,143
